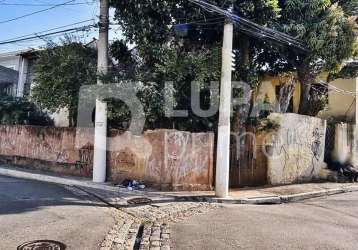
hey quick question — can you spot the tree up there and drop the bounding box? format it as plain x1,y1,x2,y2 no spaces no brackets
32,39,97,127
276,0,358,115
111,0,357,127
111,0,280,77
275,73,296,113
110,0,281,131
155,46,221,131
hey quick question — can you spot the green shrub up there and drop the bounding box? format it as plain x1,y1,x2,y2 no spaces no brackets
0,97,53,126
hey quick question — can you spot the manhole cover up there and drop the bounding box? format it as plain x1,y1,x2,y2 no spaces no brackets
18,240,66,250
127,197,152,205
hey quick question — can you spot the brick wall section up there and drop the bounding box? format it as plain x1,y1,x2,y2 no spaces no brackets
0,125,214,191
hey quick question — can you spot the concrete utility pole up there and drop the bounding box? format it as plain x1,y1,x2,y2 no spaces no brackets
93,0,109,183
215,20,234,198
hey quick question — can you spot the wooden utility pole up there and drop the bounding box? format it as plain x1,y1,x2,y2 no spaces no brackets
93,0,109,183
215,20,234,198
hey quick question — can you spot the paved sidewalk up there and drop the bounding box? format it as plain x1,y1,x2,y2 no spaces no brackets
1,164,358,205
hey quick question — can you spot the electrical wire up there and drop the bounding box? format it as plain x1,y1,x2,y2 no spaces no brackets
179,1,355,96
0,0,76,25
0,25,96,45
175,16,224,25
344,97,356,118
0,19,95,44
188,0,308,53
315,80,358,96
0,2,95,6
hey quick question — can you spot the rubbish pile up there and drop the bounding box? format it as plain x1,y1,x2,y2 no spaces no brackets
329,161,358,182
340,164,358,182
119,179,146,191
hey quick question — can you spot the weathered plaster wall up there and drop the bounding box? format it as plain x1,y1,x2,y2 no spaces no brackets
348,125,358,167
264,113,327,185
0,126,79,164
0,126,214,190
106,130,213,190
333,123,358,166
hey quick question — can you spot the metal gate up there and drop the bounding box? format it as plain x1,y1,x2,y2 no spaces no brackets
229,127,267,188
324,122,336,163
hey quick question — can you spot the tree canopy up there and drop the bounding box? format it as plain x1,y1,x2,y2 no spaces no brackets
111,0,358,120
275,0,358,115
110,0,282,130
32,39,97,127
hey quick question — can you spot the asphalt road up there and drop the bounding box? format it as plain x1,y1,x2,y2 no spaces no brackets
0,175,114,250
172,192,358,250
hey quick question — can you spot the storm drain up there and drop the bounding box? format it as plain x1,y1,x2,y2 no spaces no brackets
17,240,66,250
127,197,153,205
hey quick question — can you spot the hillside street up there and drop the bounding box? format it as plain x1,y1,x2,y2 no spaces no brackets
2,173,358,249
0,175,114,250
172,192,358,250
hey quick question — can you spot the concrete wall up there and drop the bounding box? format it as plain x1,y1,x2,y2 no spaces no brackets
264,113,327,185
0,125,214,191
333,123,358,166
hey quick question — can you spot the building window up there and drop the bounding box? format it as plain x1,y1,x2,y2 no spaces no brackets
0,83,13,96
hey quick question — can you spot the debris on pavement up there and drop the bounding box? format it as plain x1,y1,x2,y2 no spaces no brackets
117,179,146,191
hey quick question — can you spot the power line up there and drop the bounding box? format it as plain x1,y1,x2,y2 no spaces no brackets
175,16,223,23
0,0,76,25
344,97,356,118
315,80,358,96
0,25,96,45
179,17,225,26
188,0,309,53
0,1,95,6
0,19,95,43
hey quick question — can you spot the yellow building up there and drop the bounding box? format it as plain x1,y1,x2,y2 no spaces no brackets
254,74,301,113
254,73,357,123
318,78,357,123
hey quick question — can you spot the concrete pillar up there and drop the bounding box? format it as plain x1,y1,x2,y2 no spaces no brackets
333,123,349,164
215,21,233,198
93,100,107,182
16,57,28,97
93,0,109,183
355,77,358,125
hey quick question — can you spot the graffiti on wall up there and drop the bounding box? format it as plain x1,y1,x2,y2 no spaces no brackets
0,126,214,190
165,131,212,186
265,114,326,185
0,126,74,163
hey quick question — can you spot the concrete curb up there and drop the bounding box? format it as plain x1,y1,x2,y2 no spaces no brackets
279,186,358,203
177,187,358,205
2,165,358,205
0,165,178,205
238,196,282,205
0,165,114,190
0,165,148,195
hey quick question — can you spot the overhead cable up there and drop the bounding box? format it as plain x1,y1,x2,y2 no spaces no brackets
0,0,76,25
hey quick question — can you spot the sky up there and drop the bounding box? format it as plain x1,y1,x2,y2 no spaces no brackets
0,0,119,53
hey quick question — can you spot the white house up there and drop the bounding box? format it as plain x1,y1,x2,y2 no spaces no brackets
0,49,36,98
0,49,69,127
